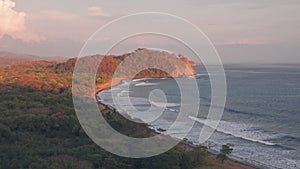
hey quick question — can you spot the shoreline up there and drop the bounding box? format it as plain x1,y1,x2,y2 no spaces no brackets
95,78,260,169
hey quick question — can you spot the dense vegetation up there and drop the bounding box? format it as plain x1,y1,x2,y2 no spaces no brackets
0,49,242,169
0,85,205,169
0,49,195,95
0,49,199,169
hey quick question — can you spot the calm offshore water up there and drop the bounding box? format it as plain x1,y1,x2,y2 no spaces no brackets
98,64,300,169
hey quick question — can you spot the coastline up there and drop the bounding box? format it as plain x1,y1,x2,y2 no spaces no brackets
95,78,260,169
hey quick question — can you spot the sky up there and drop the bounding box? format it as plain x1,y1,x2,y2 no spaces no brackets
0,0,299,64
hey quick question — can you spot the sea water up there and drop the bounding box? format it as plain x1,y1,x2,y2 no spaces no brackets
97,64,300,169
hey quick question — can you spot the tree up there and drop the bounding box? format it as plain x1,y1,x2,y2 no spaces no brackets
216,143,234,163
180,153,191,169
48,155,93,169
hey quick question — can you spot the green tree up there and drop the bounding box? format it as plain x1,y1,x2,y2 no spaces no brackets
216,143,234,163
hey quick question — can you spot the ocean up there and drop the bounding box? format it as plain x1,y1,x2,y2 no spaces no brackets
97,64,300,169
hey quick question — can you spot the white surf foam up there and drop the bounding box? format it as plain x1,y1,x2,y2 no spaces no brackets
135,82,159,87
189,116,278,146
150,100,180,108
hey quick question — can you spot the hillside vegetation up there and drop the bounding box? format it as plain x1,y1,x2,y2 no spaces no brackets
0,85,205,169
0,49,252,169
0,49,196,94
0,49,201,169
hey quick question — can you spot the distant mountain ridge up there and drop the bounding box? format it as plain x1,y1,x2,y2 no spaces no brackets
0,51,67,67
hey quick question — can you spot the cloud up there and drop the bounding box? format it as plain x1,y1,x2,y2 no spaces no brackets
38,10,79,21
0,0,45,42
88,6,109,17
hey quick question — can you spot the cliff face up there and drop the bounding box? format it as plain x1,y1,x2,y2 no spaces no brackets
179,55,196,76
0,49,196,93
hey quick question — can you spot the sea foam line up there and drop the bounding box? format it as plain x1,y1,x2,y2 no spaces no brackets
188,116,277,146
